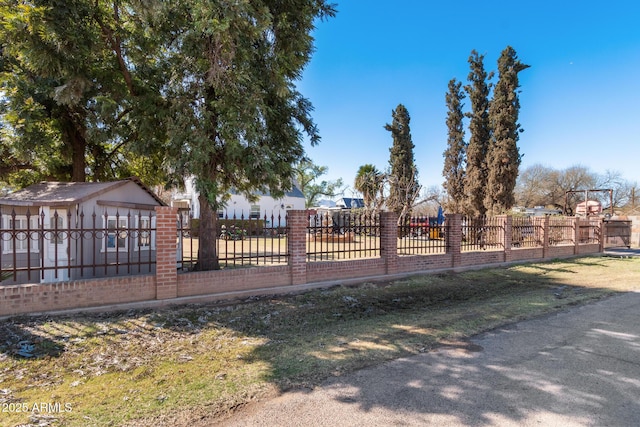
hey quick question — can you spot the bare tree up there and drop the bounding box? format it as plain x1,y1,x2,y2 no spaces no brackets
413,185,445,217
386,167,422,225
596,170,636,210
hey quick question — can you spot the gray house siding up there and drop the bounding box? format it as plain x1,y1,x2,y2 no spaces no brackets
0,178,163,284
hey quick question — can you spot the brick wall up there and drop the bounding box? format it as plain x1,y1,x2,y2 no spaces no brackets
177,265,290,297
0,275,156,317
307,258,386,283
0,210,606,317
397,254,453,273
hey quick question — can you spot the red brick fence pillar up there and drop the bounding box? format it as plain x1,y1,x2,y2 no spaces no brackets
446,214,462,268
288,210,308,285
155,206,178,299
380,212,398,275
498,215,512,263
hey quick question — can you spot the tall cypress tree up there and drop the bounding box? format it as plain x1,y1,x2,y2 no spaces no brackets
464,51,493,216
485,46,529,214
385,104,419,222
442,78,466,213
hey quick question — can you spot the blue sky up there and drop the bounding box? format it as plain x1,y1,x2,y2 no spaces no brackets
298,0,640,198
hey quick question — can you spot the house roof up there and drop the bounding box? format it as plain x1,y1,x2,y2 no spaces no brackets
0,177,166,208
229,185,305,199
336,197,365,209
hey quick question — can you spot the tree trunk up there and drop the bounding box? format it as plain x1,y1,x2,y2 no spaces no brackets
195,193,220,271
71,133,86,182
61,108,87,182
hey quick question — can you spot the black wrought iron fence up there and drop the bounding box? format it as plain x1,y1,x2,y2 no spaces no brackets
577,219,601,244
1,208,156,285
548,218,574,245
511,216,543,248
307,211,380,261
461,216,504,251
177,211,289,270
397,216,447,255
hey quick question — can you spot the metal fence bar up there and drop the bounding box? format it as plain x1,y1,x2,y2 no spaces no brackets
511,216,543,248
397,216,448,255
306,211,380,261
549,217,575,246
577,219,601,244
461,216,504,251
0,207,157,285
176,209,289,271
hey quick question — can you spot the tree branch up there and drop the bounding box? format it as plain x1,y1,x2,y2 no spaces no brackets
95,1,137,96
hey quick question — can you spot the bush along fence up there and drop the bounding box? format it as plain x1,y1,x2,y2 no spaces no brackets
0,207,606,317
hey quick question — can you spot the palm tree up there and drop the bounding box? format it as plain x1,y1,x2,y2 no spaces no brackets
355,164,385,211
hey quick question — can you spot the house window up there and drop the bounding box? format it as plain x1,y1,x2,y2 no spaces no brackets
250,204,261,220
135,215,155,250
50,214,65,245
2,215,39,253
105,216,128,251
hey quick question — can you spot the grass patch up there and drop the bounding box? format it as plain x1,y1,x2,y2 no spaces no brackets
1,255,638,426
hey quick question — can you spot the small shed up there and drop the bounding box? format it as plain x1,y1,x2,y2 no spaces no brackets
0,177,165,284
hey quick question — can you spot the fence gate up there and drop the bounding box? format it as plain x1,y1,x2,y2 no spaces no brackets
603,220,632,248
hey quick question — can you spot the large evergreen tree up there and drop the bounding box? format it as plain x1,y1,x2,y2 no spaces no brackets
0,0,167,186
463,51,493,216
485,46,529,214
156,0,336,270
385,104,419,222
442,78,466,213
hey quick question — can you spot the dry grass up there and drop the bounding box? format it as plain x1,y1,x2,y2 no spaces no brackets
1,255,638,426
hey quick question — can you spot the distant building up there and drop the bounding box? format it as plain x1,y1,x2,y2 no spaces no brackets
513,206,562,216
316,199,337,208
172,177,305,225
576,200,603,217
335,197,365,209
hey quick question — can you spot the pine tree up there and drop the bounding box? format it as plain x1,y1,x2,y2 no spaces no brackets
157,0,336,270
485,46,529,214
0,0,168,186
464,51,493,216
385,104,420,222
442,78,466,213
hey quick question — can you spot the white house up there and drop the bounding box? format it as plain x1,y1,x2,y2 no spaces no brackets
172,177,306,226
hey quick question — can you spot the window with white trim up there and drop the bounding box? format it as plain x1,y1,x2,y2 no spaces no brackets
2,215,40,253
49,214,65,245
104,216,128,251
135,215,156,250
250,204,261,220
